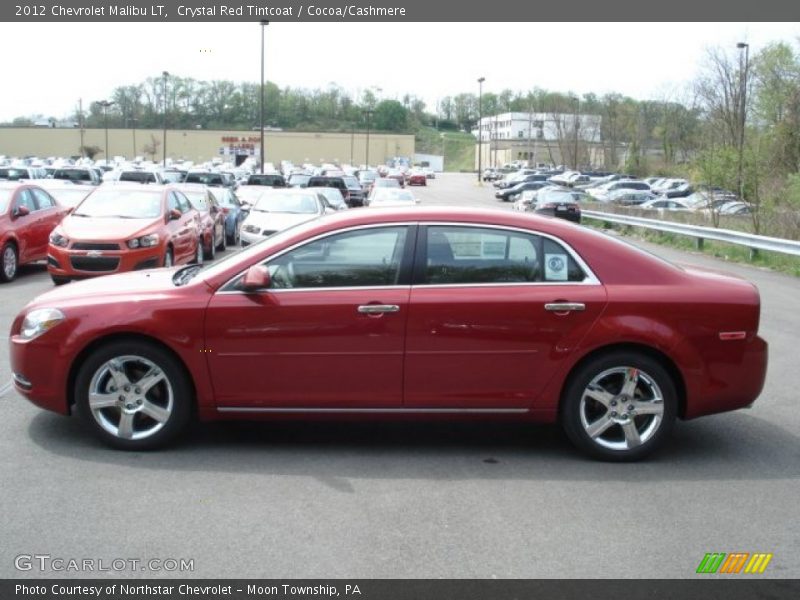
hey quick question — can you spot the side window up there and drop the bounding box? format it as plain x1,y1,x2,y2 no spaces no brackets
264,226,408,289
424,226,539,284
15,189,37,213
423,226,587,284
175,192,191,213
31,188,56,209
167,192,180,214
542,238,586,282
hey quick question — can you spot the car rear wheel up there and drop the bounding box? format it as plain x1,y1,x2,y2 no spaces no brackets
75,341,192,450
561,352,677,461
204,234,215,261
1,242,18,283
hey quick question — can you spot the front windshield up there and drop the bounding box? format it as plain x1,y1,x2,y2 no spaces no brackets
47,188,91,207
74,189,162,218
253,193,319,214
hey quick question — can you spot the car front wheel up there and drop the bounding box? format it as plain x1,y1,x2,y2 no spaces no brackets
561,352,677,461
75,341,193,450
1,242,18,282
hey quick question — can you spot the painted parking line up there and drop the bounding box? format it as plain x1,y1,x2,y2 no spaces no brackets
0,380,13,399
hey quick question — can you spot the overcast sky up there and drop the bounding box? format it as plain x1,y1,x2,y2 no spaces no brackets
0,22,797,122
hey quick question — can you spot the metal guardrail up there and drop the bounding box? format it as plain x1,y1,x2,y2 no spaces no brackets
582,210,800,258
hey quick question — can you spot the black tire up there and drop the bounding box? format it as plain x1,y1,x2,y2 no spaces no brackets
205,235,215,261
193,239,203,264
74,340,193,450
163,248,174,268
0,242,18,283
51,275,70,286
560,351,677,462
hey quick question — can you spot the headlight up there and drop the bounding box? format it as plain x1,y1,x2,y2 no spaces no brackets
127,234,160,249
49,232,69,248
20,308,65,341
242,224,260,234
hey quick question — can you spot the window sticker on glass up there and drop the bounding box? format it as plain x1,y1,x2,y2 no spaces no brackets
545,253,568,281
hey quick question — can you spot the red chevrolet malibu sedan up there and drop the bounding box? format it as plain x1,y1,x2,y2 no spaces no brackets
10,207,767,460
47,184,203,284
0,182,70,282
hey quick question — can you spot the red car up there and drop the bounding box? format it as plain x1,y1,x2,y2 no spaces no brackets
175,184,227,260
47,184,203,285
10,207,767,460
0,182,70,282
406,170,427,186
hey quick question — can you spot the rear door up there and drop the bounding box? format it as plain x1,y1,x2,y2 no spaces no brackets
404,224,607,409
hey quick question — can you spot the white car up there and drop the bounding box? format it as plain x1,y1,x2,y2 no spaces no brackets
367,189,419,208
638,198,691,211
239,189,334,246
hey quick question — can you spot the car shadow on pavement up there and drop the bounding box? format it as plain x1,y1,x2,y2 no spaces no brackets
27,410,800,483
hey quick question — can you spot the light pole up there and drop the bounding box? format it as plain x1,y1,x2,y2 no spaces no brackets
573,96,580,170
260,20,269,173
363,109,373,168
736,42,750,203
128,117,138,159
162,71,169,167
477,77,485,183
98,100,114,166
350,122,355,165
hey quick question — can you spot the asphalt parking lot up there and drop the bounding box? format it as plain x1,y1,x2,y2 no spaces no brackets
1,173,798,579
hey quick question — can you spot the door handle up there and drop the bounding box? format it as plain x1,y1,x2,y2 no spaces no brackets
357,304,400,314
544,302,585,312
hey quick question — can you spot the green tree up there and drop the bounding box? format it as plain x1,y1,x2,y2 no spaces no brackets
373,100,408,131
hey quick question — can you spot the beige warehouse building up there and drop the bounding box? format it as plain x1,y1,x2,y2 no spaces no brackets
0,127,415,166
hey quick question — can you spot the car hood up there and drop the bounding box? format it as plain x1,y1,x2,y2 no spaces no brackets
245,211,319,231
26,267,184,309
59,215,161,241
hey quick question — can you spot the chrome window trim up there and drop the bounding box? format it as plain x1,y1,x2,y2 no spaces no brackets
216,220,601,295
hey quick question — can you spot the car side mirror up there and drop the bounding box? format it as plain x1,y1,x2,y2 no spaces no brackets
241,265,270,291
168,208,181,221
14,205,30,218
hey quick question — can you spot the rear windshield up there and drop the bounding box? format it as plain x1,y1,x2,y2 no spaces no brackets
0,168,29,181
53,169,93,182
119,171,157,183
186,173,223,186
248,174,286,186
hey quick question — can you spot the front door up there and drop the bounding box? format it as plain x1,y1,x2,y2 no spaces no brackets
205,225,414,408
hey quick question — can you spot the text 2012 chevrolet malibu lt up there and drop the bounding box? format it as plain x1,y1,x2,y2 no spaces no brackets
10,207,768,460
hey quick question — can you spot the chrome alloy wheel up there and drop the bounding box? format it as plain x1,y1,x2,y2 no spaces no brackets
578,367,665,451
87,355,174,441
3,245,17,280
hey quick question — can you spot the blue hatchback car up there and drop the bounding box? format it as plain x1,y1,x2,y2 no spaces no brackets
208,187,248,246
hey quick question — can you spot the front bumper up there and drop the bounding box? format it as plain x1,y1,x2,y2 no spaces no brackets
48,243,164,279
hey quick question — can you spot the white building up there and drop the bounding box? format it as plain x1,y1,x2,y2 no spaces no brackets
471,112,602,143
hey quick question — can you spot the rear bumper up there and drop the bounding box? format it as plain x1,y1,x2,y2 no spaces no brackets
684,335,768,419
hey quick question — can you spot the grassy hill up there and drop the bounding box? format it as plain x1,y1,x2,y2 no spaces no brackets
415,127,476,172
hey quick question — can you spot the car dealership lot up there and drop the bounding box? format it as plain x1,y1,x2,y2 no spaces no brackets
1,173,798,578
